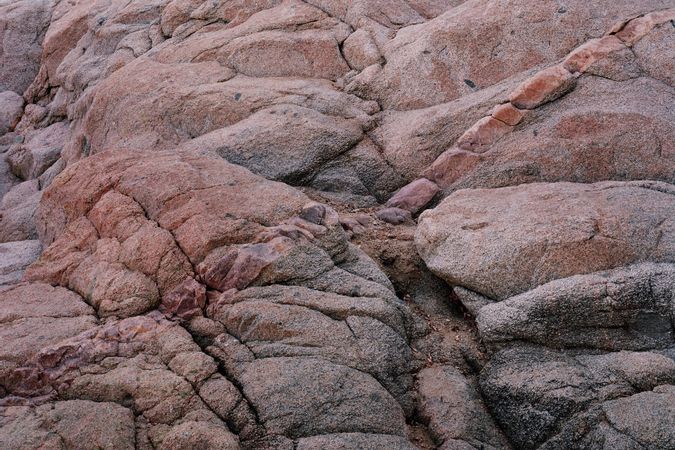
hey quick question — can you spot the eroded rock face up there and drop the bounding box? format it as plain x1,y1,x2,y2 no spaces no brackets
2,1,675,448
445,76,675,192
2,150,416,447
0,91,23,134
0,282,97,388
0,400,136,449
480,346,675,449
0,240,40,286
477,263,675,351
417,365,509,449
0,179,41,242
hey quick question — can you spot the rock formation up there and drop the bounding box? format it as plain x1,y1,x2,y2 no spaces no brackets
1,1,674,448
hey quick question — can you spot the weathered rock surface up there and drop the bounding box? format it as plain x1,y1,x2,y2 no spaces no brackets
0,0,51,94
0,239,40,286
417,181,675,301
0,282,96,387
386,178,439,214
346,0,673,109
0,91,23,134
2,150,416,447
444,76,675,192
6,121,69,181
0,400,136,449
480,346,675,449
0,179,41,242
477,263,675,351
417,365,509,449
2,1,674,448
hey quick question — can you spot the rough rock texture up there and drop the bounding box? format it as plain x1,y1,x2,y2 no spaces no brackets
417,365,509,449
417,181,675,301
442,76,675,192
0,179,41,242
345,0,673,109
0,0,51,94
3,150,417,447
2,1,674,448
0,400,136,449
0,91,23,134
6,121,69,181
477,263,675,351
0,240,40,286
480,346,675,449
0,282,97,385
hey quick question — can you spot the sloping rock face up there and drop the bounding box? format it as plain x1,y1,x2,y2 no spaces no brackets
2,1,675,449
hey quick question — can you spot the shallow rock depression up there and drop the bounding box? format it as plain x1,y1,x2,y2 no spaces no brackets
1,1,674,449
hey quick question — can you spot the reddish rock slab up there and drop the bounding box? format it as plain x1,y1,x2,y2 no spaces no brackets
563,35,626,73
509,64,577,110
160,277,206,321
490,102,526,126
615,7,675,45
423,148,482,189
0,282,96,390
386,178,440,214
440,75,675,192
633,21,675,87
456,116,513,152
416,180,675,300
345,0,670,109
219,30,350,80
343,29,383,70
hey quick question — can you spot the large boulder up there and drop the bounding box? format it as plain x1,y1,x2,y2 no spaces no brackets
477,263,675,351
416,181,675,300
180,104,364,184
444,76,675,192
69,59,376,156
369,71,526,183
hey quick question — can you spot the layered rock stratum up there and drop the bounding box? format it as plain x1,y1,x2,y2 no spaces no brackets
1,1,674,449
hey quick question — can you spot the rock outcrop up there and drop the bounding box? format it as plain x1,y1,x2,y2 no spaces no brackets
3,149,418,448
1,1,674,448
